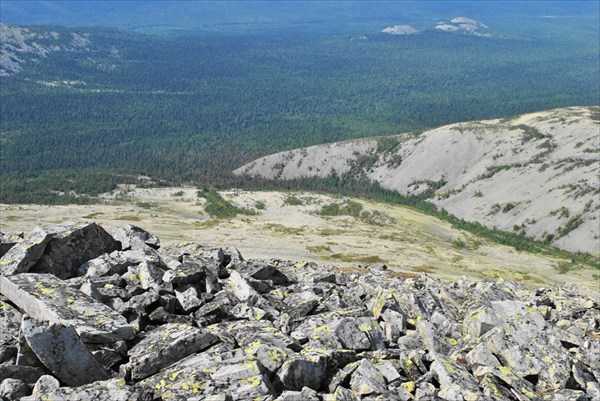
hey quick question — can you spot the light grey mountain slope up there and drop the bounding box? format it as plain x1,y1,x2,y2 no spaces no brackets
0,23,90,76
381,25,418,35
435,17,491,37
234,106,600,255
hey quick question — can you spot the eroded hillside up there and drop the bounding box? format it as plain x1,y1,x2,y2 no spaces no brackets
234,107,600,255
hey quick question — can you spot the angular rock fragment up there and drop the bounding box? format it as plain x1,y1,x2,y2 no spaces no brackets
133,261,166,292
375,361,402,383
331,386,359,401
333,319,371,350
139,354,273,401
349,358,388,396
0,231,23,258
465,342,500,372
0,300,22,362
175,284,204,312
240,262,293,286
111,224,160,250
275,354,327,391
22,317,110,386
381,308,406,344
480,373,523,400
30,223,119,279
0,273,134,343
276,387,320,401
31,375,60,397
0,365,45,384
162,261,206,286
79,248,160,278
0,378,29,401
79,279,103,302
16,328,45,368
21,378,141,401
228,271,261,303
0,227,52,276
431,354,481,401
121,291,161,314
418,319,449,354
125,323,219,380
211,356,264,383
254,344,293,373
230,302,269,321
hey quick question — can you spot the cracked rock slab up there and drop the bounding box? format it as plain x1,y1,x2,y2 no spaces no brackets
0,231,23,258
21,378,141,401
431,354,481,401
0,273,134,343
126,322,219,380
275,354,327,391
0,227,52,276
349,358,388,396
22,317,110,386
30,223,119,279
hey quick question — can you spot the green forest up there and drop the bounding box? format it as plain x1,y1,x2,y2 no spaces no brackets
1,23,599,204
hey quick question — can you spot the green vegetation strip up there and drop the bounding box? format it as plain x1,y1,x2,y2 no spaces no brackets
197,188,255,218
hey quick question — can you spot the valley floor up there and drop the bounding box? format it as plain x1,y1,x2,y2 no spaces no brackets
1,186,597,290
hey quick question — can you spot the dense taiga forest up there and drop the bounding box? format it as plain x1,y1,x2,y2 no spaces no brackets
0,1,599,203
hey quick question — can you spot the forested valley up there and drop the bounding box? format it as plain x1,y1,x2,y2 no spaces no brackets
1,20,599,203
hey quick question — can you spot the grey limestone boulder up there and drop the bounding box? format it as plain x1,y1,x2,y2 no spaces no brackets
0,273,135,343
349,358,388,396
275,354,327,391
125,322,219,380
430,354,481,401
0,227,52,276
21,317,110,386
1,222,598,401
0,378,29,401
0,299,22,363
21,378,141,401
30,223,119,279
111,224,160,250
0,231,23,258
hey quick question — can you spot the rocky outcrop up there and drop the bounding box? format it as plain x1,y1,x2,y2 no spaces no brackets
436,17,491,37
382,25,418,35
234,106,600,255
0,23,91,76
0,223,598,400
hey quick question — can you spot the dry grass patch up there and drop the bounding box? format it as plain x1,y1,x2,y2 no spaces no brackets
194,220,219,228
325,253,385,264
333,266,368,275
263,223,305,235
306,245,332,254
318,228,346,236
412,265,436,273
114,215,143,221
387,271,422,280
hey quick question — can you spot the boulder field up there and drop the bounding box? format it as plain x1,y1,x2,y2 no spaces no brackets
0,223,598,400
